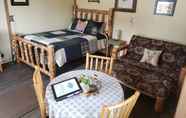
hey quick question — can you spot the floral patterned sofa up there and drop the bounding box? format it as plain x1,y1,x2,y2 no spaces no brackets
112,35,186,112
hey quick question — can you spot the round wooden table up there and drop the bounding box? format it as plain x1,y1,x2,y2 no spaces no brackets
45,70,124,118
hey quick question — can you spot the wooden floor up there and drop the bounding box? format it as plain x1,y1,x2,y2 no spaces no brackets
0,63,177,118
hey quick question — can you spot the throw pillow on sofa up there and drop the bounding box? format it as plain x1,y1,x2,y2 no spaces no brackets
140,48,162,66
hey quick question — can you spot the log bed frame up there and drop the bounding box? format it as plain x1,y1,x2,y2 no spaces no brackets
12,5,113,80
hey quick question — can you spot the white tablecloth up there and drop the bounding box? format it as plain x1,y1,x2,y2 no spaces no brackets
46,70,124,118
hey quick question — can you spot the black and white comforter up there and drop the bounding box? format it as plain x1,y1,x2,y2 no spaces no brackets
24,29,106,67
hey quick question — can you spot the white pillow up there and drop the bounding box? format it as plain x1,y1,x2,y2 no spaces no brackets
75,20,88,33
140,48,162,66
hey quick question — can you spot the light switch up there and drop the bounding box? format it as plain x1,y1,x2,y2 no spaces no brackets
130,16,135,24
9,15,15,22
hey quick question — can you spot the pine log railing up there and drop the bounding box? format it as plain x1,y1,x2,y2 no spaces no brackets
12,34,56,80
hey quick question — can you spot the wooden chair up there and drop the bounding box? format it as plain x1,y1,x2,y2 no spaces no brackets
85,53,114,75
32,66,47,118
100,91,140,118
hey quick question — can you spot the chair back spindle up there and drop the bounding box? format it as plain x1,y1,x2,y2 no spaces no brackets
101,91,140,118
85,53,114,75
13,35,56,80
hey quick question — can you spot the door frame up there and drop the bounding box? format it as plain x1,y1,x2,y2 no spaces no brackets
4,0,14,62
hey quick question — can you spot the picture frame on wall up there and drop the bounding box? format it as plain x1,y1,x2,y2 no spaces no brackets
154,0,177,16
11,0,29,6
115,0,137,12
88,0,100,3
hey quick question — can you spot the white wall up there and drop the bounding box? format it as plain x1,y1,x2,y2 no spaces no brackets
8,0,74,34
0,0,12,61
77,0,186,44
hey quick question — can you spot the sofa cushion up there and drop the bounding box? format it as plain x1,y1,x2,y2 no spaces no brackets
126,35,186,70
113,56,180,98
140,48,162,66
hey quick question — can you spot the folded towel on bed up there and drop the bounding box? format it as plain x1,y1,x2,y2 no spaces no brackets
64,35,81,39
55,48,67,67
24,35,63,45
50,31,66,35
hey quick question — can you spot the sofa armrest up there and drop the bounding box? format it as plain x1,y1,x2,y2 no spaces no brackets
177,67,186,98
179,67,186,86
111,45,128,59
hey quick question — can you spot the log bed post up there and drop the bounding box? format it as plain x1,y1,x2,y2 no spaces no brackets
73,0,78,17
12,34,21,63
111,47,119,59
48,46,56,80
108,8,113,38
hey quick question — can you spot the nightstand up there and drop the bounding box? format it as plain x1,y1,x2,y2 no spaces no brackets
106,39,126,57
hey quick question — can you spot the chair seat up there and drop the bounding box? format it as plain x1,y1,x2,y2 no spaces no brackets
113,57,179,98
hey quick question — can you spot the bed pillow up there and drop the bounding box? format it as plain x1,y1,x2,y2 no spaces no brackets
140,48,162,66
84,20,104,35
75,20,88,33
69,19,87,30
69,18,78,30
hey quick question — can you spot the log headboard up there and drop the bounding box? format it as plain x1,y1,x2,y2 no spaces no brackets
73,7,113,37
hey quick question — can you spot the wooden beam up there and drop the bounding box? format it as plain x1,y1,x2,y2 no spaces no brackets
4,0,14,61
74,0,77,8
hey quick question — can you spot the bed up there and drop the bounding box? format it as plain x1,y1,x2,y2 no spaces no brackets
12,6,113,80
